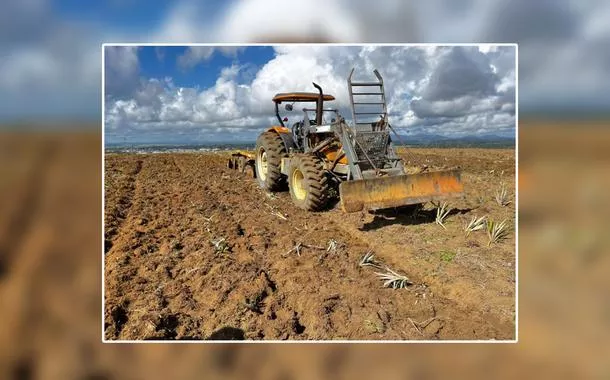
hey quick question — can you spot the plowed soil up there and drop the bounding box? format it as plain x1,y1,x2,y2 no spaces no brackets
104,148,515,340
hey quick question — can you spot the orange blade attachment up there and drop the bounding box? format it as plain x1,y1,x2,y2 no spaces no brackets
339,169,464,213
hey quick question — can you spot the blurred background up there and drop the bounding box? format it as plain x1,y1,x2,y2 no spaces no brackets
1,0,609,379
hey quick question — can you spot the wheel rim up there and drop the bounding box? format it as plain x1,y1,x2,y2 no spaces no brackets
291,168,307,200
257,148,268,181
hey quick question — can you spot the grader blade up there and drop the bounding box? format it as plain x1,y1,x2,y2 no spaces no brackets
339,169,464,213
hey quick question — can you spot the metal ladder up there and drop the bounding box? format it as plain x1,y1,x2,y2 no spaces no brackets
344,68,398,175
347,68,388,130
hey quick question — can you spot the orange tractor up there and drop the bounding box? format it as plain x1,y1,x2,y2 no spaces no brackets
250,69,464,212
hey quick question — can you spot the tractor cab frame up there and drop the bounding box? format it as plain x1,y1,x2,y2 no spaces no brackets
272,86,338,151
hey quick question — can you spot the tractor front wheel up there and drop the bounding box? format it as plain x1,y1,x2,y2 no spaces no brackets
255,131,287,191
288,154,329,211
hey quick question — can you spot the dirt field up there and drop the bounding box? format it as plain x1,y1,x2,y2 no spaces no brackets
4,126,610,378
104,148,516,341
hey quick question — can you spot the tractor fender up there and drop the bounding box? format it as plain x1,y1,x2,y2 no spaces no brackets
266,126,296,152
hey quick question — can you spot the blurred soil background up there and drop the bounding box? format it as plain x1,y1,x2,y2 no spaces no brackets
1,120,609,378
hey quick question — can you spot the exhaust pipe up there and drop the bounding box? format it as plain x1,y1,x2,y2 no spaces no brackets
312,82,324,126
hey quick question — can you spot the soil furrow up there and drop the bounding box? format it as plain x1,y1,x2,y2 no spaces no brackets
104,149,515,340
104,157,142,254
0,142,55,280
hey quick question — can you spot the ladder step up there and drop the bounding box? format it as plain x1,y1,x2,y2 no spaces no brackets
351,92,384,95
353,102,385,105
351,83,382,86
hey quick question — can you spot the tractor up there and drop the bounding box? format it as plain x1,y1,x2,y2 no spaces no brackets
252,68,464,212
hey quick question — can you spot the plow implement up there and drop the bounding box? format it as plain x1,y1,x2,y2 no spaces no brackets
228,151,256,177
339,169,464,212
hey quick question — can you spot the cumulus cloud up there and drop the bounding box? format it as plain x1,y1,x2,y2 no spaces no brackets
106,63,270,138
176,46,246,70
1,0,105,118
423,47,499,101
176,47,215,69
2,0,609,122
408,46,515,124
105,46,516,142
216,0,361,42
151,0,607,113
105,46,140,99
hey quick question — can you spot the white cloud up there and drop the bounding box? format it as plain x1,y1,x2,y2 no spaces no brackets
105,46,140,98
0,0,107,117
176,46,246,69
177,47,215,69
0,47,62,89
2,0,610,121
105,46,516,142
149,1,215,43
204,0,609,112
216,0,360,42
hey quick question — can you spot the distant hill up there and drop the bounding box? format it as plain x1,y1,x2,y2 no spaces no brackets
394,133,515,148
106,133,515,151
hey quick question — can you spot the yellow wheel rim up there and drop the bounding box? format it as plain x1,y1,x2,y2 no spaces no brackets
257,148,268,181
292,168,307,200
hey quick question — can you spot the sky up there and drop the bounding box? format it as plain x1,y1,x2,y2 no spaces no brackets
1,0,610,124
104,45,516,144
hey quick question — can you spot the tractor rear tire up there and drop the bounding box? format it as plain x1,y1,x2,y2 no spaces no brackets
255,131,287,191
288,154,329,211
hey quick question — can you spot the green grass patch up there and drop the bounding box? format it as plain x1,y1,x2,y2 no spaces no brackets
439,250,457,262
